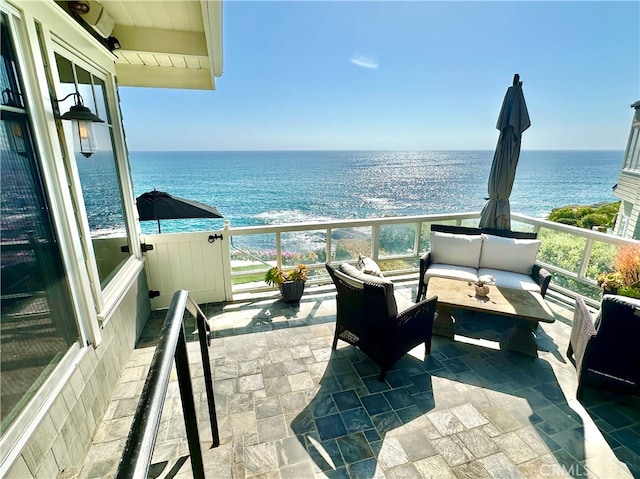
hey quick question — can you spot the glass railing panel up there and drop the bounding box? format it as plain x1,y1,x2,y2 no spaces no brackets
537,228,587,272
379,257,419,272
586,241,618,281
379,224,417,258
280,230,327,281
511,220,535,233
418,222,431,253
229,233,275,285
280,230,326,267
331,227,372,262
535,227,602,300
460,218,479,227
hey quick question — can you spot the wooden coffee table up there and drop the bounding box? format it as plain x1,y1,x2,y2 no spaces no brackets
426,277,555,357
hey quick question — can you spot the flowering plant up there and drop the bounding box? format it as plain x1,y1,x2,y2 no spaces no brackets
264,263,309,286
596,271,625,291
597,244,640,297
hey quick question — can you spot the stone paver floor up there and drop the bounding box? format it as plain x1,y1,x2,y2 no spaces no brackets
78,280,640,478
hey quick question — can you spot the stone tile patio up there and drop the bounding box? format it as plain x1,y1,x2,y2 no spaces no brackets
77,280,640,478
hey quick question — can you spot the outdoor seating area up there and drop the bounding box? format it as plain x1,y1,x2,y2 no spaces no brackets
416,224,552,303
76,280,640,479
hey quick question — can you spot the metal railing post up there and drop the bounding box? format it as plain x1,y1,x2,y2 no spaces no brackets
116,290,219,479
174,324,205,478
190,297,220,446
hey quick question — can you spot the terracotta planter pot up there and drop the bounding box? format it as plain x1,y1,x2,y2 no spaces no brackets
279,280,305,303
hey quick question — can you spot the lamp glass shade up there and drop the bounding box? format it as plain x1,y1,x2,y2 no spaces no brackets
60,101,103,158
74,119,98,158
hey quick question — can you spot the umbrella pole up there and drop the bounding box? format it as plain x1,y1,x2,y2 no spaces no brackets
157,219,161,234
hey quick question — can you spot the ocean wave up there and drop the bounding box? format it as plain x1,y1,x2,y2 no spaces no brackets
253,209,333,225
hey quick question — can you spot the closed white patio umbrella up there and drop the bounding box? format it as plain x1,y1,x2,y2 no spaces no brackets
479,74,531,230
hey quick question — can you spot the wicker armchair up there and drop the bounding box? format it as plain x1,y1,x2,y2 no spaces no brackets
567,295,640,399
326,263,437,381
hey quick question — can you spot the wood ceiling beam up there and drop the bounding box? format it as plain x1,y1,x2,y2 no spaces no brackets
111,25,208,57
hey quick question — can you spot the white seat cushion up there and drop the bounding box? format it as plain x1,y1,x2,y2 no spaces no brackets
430,232,483,269
425,264,479,284
478,268,541,293
479,234,540,275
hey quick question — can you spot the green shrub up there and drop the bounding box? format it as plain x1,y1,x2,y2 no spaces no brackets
548,201,620,230
578,213,610,229
537,228,618,301
555,217,579,226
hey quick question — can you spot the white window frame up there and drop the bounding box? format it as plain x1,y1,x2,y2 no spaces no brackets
0,5,89,472
1,1,145,469
42,25,144,324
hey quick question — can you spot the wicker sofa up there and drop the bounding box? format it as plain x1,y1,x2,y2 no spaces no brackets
568,295,640,398
416,224,552,302
326,262,437,381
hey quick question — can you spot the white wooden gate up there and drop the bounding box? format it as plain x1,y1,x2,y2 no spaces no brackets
142,231,229,309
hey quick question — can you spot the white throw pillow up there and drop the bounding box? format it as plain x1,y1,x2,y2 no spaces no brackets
429,232,483,269
479,234,541,275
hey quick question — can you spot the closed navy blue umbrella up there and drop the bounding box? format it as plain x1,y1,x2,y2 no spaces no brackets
136,189,223,233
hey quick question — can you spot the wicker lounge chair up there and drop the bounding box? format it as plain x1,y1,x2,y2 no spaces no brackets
568,295,640,398
326,263,437,381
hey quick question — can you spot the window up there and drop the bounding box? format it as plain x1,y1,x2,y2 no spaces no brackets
624,126,640,172
0,13,79,433
54,54,131,288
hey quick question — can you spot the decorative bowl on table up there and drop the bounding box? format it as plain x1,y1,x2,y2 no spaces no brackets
475,283,490,297
474,275,494,297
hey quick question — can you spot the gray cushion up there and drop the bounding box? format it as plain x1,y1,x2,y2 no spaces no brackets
357,255,383,277
338,263,397,317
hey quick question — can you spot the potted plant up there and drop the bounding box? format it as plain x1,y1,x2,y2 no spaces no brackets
596,271,624,295
597,243,640,298
264,263,309,303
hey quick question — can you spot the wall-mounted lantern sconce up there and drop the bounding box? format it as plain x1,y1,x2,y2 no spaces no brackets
56,92,104,158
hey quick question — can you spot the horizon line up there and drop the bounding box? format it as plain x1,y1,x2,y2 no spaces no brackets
127,148,625,153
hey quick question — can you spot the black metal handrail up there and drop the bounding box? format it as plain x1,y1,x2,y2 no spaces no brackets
115,290,219,479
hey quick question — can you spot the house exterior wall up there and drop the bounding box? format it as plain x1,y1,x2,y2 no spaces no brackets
0,1,150,476
613,173,640,238
613,102,640,240
4,271,150,478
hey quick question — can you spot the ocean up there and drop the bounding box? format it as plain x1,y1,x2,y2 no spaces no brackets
129,150,623,235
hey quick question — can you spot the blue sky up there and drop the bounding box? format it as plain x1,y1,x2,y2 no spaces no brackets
120,1,640,151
